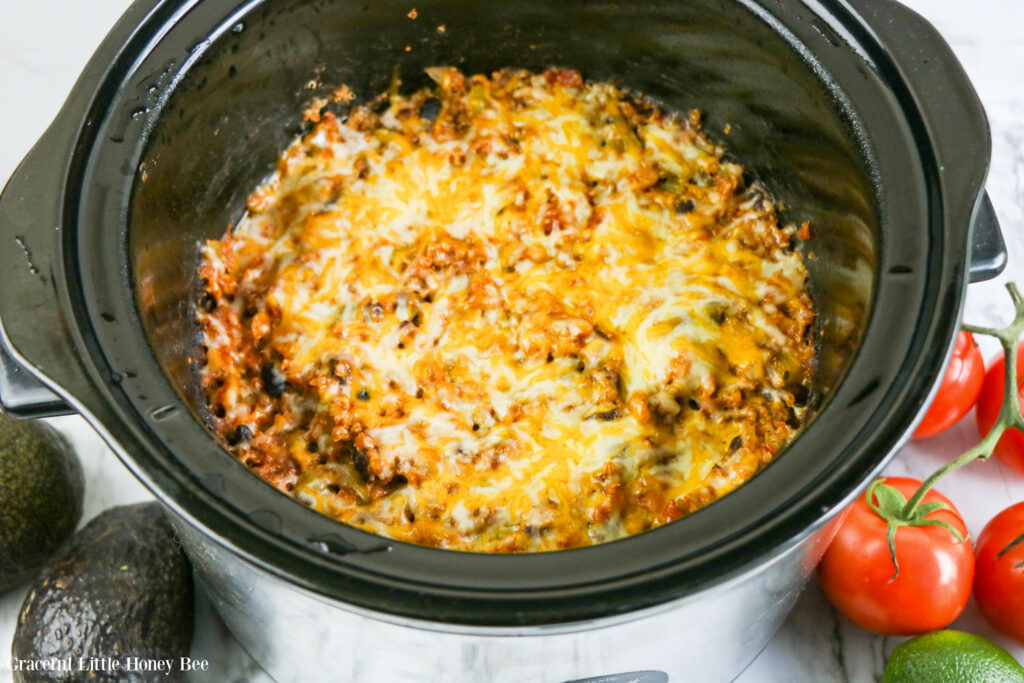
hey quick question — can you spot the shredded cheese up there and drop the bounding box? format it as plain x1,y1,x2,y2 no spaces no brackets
197,68,816,552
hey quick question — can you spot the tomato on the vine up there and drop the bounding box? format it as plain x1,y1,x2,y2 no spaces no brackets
974,501,1024,645
818,477,974,636
976,342,1024,477
914,331,984,439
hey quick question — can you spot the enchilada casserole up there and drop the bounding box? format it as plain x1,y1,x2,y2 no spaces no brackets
197,67,816,552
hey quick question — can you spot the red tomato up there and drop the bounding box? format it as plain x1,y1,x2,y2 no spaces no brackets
818,477,974,635
976,342,1024,477
914,331,984,439
974,501,1024,645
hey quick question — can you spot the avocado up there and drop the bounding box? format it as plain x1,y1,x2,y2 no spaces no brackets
12,503,194,682
0,413,84,592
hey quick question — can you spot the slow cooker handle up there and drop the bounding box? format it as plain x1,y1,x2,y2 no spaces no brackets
0,99,85,419
969,192,1007,283
0,136,77,419
0,344,69,418
0,130,77,419
845,0,1007,284
0,0,163,421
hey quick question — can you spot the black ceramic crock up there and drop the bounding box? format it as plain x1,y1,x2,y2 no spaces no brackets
0,0,1007,634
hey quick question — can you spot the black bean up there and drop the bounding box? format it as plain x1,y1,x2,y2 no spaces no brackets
352,448,371,480
357,388,370,401
707,303,728,325
261,363,287,397
788,383,811,405
234,424,254,443
420,97,441,122
675,199,696,214
595,409,620,421
729,436,743,453
199,292,218,312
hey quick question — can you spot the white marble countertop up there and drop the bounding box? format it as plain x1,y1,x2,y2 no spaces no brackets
2,1,1023,681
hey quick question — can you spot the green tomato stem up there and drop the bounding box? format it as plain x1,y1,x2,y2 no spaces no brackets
996,532,1024,560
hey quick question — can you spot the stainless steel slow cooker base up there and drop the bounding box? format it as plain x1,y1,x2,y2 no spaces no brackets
175,516,834,682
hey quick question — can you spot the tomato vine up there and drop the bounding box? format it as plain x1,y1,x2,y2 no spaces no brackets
869,281,1024,575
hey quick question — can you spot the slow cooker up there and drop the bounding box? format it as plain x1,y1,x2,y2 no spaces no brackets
0,0,1008,680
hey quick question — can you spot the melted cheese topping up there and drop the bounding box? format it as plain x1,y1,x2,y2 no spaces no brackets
197,68,816,552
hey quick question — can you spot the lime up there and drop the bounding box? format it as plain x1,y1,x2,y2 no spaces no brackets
883,630,1024,683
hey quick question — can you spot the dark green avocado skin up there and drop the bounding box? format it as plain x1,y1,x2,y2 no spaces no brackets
12,503,195,682
0,414,84,593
